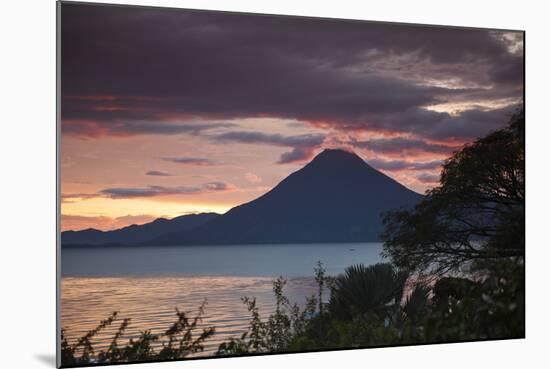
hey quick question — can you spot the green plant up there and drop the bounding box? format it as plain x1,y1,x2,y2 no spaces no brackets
329,263,408,321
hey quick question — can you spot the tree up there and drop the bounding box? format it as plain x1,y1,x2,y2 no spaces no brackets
381,109,524,275
424,260,524,341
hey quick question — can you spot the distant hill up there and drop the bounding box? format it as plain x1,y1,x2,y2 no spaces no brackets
61,213,219,246
148,149,423,245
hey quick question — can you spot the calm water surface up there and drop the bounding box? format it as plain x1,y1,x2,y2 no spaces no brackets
61,243,383,356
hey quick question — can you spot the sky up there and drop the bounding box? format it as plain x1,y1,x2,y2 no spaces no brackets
60,3,524,231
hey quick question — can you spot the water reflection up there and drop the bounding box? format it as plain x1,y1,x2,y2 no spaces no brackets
61,243,385,356
61,276,318,356
62,243,383,277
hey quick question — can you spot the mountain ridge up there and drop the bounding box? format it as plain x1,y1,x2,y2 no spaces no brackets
62,212,219,246
62,149,424,246
147,149,423,245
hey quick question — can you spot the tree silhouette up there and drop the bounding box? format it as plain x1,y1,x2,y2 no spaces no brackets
382,109,524,275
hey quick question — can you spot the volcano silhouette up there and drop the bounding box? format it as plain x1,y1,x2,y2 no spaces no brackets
149,149,423,245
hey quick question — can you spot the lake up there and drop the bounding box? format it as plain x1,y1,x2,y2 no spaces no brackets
61,243,384,356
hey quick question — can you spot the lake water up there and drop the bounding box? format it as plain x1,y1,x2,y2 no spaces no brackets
61,243,384,356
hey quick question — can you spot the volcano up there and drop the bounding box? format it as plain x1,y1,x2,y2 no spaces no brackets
148,149,423,245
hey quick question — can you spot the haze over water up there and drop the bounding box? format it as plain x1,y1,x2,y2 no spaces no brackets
61,243,383,356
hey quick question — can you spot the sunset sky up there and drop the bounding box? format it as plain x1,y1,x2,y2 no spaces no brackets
60,3,524,231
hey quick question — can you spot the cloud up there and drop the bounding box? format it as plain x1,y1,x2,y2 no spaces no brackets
213,131,325,163
162,157,216,166
61,192,101,203
213,131,325,147
203,181,232,191
145,170,172,176
278,147,317,164
245,172,262,184
323,104,520,141
425,106,520,140
61,4,523,142
351,137,458,155
62,120,233,138
416,173,441,184
99,182,233,199
62,181,234,201
367,158,443,171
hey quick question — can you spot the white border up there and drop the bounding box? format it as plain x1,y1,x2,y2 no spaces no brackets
2,1,549,368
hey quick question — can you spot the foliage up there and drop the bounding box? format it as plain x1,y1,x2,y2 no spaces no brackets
424,260,524,341
381,109,525,275
286,263,406,351
62,259,524,364
61,301,215,366
329,263,408,321
289,261,523,350
402,284,431,326
216,270,322,356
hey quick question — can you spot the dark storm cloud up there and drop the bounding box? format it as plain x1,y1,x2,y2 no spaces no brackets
99,182,233,199
145,170,172,176
162,157,216,166
425,105,520,140
213,132,325,147
61,3,523,141
212,131,325,163
345,104,521,141
351,137,458,155
368,158,444,171
62,119,234,138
